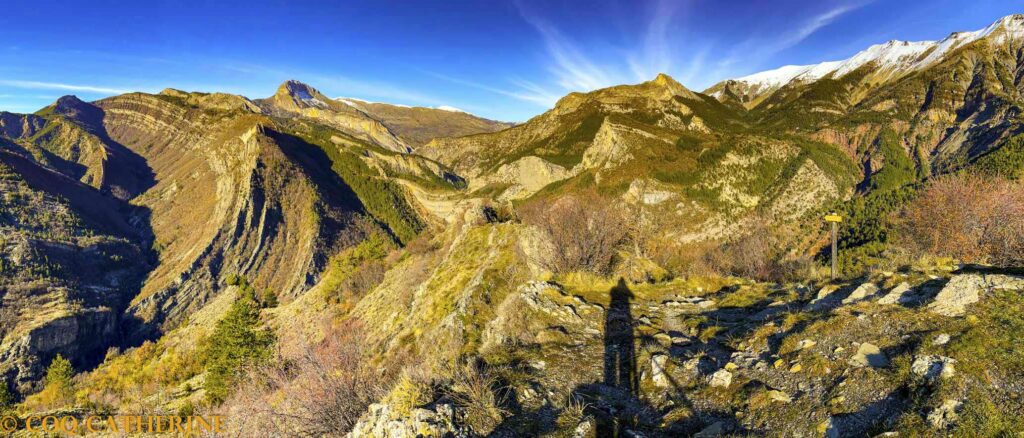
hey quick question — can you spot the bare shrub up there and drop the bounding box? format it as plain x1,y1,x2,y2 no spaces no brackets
221,320,387,437
649,240,722,278
694,219,815,283
404,233,437,256
341,260,387,297
519,191,628,275
895,173,1024,266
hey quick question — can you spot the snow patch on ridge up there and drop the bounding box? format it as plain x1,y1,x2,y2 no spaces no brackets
334,98,474,115
435,105,467,113
725,14,1024,95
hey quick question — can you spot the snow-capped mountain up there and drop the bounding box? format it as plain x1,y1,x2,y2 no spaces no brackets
707,14,1024,107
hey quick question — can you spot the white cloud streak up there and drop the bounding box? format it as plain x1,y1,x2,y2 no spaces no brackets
0,80,130,95
776,5,858,51
521,16,617,92
627,0,681,82
424,70,561,109
716,2,867,74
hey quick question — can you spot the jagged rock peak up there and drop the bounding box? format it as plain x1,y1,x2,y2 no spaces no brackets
277,79,322,99
52,95,89,112
640,72,701,100
650,73,686,93
49,95,103,126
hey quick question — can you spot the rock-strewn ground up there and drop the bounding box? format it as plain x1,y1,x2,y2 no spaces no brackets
346,230,1024,437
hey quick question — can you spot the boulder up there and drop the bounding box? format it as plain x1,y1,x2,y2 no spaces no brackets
346,403,470,438
842,282,879,304
877,282,912,305
650,354,670,388
709,369,733,388
849,343,889,368
911,355,956,382
929,275,985,316
767,390,792,403
796,339,817,351
929,273,1024,316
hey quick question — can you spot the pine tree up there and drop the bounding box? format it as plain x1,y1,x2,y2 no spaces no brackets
202,284,274,404
36,354,75,408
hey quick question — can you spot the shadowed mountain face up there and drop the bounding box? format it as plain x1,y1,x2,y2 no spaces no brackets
0,82,482,390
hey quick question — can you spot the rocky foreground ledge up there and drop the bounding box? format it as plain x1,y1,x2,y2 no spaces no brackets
347,264,1024,437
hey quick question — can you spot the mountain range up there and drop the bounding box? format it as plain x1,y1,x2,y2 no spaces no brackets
1,13,1023,437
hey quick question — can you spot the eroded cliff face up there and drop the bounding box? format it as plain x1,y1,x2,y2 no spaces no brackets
0,148,150,392
0,74,501,393
92,93,370,335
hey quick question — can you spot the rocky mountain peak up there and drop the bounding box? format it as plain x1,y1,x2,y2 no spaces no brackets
49,95,104,128
277,80,320,100
640,73,697,100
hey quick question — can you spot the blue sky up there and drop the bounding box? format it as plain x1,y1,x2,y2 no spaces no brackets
0,0,1020,121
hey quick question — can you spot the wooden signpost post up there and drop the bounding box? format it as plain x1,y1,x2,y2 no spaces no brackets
824,213,842,280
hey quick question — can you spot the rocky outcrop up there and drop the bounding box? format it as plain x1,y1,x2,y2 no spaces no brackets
912,355,956,382
258,80,410,153
0,308,118,393
346,403,470,438
929,273,1024,317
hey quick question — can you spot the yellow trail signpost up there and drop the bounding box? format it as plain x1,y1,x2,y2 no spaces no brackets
825,214,842,280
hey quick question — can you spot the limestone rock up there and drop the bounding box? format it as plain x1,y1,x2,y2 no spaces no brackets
912,355,956,382
929,275,985,316
927,399,962,429
651,354,670,388
849,343,889,368
796,339,817,351
842,282,879,304
767,390,792,403
347,403,470,438
709,369,733,388
929,273,1024,316
572,416,596,438
877,282,913,305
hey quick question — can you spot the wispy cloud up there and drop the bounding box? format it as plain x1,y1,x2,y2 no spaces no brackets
716,1,868,73
0,79,131,95
522,16,618,92
424,70,561,108
627,0,683,82
775,4,859,52
505,0,726,101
